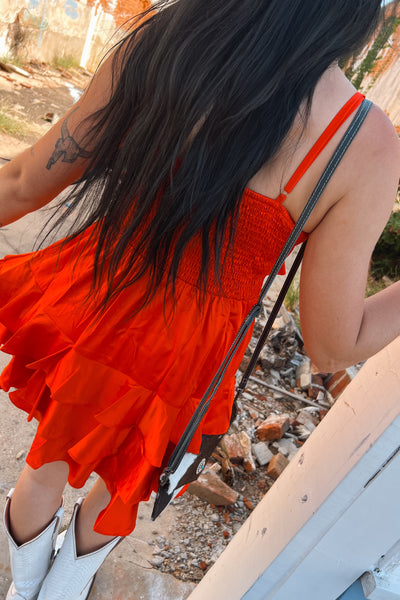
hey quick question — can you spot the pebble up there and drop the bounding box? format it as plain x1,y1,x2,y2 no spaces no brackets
232,522,242,534
151,556,165,568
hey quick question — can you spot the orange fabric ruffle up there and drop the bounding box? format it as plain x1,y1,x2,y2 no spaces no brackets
0,185,307,536
0,229,254,535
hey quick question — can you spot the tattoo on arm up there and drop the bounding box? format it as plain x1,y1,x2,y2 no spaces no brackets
46,108,91,170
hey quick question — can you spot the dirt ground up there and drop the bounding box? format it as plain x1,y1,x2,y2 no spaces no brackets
0,62,90,150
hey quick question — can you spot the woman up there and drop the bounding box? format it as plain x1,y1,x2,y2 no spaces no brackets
1,0,399,598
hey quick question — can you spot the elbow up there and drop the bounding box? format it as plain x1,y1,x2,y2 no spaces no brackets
303,341,357,374
1,154,45,210
2,165,27,205
307,354,350,374
301,315,362,374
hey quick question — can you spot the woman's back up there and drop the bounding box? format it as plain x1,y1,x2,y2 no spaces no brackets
242,63,400,370
248,64,391,233
0,0,399,548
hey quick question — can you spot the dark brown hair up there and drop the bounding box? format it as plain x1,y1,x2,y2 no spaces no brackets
49,0,382,307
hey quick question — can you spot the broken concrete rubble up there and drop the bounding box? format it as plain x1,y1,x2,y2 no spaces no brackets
266,452,290,480
220,433,245,464
239,431,256,473
187,469,239,506
252,442,274,466
256,413,291,441
295,408,319,433
271,438,299,461
297,371,312,390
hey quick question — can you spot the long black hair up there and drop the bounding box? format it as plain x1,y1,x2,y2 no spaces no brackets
54,0,382,307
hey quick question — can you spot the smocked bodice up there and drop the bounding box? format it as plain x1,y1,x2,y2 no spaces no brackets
177,188,307,302
177,91,365,303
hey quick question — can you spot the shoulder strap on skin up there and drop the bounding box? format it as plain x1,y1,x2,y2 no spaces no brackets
276,91,365,204
160,98,372,484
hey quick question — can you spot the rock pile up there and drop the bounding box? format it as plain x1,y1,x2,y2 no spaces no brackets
150,297,358,582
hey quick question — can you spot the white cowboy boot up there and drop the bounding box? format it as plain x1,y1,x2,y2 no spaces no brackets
37,498,122,600
3,488,64,600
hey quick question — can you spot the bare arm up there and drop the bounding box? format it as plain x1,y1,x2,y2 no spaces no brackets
0,50,118,225
300,105,400,371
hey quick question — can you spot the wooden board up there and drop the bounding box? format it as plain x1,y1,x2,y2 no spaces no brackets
188,336,400,600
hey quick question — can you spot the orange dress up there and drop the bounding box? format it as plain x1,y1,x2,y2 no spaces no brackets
0,92,364,536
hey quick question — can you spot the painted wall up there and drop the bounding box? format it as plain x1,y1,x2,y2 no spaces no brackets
86,0,150,27
0,0,150,72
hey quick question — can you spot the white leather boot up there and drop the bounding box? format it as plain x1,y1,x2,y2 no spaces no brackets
37,498,122,600
3,488,64,600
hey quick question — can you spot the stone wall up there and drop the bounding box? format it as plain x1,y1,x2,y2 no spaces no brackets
0,0,149,72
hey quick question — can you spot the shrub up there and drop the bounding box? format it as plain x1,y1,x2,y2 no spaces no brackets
371,211,400,279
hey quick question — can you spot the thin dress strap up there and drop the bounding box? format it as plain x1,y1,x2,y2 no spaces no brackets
276,91,365,203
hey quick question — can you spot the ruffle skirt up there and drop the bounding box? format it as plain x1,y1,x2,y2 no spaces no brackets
0,231,253,535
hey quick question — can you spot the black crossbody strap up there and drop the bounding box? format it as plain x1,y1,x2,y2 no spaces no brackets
235,240,307,401
256,98,372,301
162,98,372,480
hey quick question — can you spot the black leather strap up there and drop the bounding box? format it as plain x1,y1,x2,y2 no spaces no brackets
162,98,372,480
235,240,307,401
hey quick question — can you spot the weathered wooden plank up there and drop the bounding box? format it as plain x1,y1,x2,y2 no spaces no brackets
187,336,400,600
244,422,400,599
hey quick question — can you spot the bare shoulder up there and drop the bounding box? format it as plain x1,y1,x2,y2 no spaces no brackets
298,94,400,370
319,66,399,172
317,101,399,247
358,103,400,164
340,103,400,219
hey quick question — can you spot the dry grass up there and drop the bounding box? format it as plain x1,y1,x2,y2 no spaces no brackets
52,55,80,70
0,110,27,137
